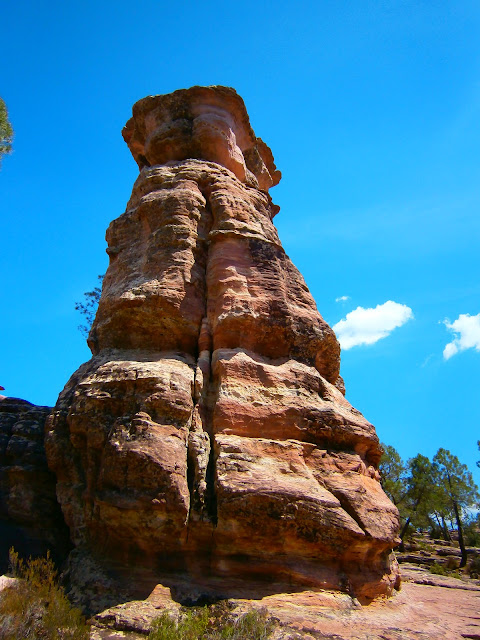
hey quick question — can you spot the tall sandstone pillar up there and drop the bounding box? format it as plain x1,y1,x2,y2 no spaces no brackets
46,86,400,602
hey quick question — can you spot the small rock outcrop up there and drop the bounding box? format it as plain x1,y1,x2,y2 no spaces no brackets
0,397,70,570
45,86,400,602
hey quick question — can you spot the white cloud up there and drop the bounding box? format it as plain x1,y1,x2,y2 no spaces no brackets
335,295,350,302
443,313,480,360
333,301,414,350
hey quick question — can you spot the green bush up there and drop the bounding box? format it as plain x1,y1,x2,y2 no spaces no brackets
468,555,480,578
148,605,275,640
429,562,462,580
429,562,448,576
214,609,275,640
149,608,210,640
0,548,89,640
464,516,480,547
465,528,480,547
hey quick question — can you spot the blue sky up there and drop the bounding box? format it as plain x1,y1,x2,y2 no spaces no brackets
1,0,479,486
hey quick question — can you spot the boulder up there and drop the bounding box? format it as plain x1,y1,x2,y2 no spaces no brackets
0,396,69,571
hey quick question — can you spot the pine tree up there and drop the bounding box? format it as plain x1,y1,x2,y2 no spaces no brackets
400,454,436,544
0,97,14,166
75,275,103,337
432,448,480,567
380,444,407,507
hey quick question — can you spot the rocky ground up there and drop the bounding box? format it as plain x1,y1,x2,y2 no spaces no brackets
397,531,480,576
86,559,480,639
2,559,479,639
85,534,480,640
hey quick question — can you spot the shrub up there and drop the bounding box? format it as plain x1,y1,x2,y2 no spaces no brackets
429,562,448,576
468,555,480,578
0,548,89,640
149,608,210,640
148,605,275,640
464,515,480,547
445,556,459,570
213,609,275,640
429,562,462,580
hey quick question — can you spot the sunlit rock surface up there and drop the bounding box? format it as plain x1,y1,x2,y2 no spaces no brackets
46,86,399,602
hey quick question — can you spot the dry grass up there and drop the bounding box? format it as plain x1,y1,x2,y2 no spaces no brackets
0,548,89,639
148,603,275,640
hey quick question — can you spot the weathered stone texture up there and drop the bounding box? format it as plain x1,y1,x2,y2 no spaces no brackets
0,397,69,569
45,86,399,601
122,86,281,190
46,352,194,561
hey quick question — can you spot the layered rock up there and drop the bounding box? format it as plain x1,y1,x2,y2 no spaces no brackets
0,397,70,570
46,86,399,602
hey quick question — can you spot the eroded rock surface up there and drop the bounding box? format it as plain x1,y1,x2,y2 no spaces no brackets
0,397,69,570
230,570,480,640
46,86,399,602
87,567,480,640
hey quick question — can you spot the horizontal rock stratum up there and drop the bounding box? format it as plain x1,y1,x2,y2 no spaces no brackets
45,86,400,602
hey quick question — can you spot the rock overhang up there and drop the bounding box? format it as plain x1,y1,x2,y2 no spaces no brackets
122,85,281,191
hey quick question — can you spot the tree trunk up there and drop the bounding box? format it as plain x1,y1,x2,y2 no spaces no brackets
441,515,451,541
399,517,411,551
433,512,442,538
452,500,467,568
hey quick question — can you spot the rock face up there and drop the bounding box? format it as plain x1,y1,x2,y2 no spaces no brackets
46,86,399,602
0,397,70,571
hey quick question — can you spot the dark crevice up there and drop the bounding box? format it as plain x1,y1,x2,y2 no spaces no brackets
137,154,151,168
186,181,218,527
203,385,217,525
200,184,218,525
326,486,368,537
186,424,195,503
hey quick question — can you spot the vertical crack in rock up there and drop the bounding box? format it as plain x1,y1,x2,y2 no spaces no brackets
187,185,217,529
199,185,219,527
187,320,215,524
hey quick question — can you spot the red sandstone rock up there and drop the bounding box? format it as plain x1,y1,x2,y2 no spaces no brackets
46,351,194,561
87,567,480,639
122,86,281,191
229,570,480,640
45,86,399,602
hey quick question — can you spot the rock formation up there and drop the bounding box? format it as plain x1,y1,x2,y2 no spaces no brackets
45,86,400,602
0,397,70,571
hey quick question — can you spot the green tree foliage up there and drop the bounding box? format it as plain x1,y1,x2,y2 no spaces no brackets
0,98,14,166
0,548,89,639
399,454,437,544
380,444,407,507
75,275,103,337
432,448,480,567
380,444,480,564
464,512,480,547
380,447,438,547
